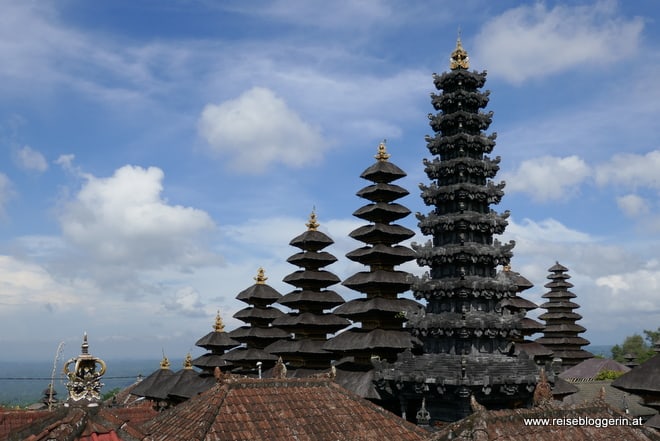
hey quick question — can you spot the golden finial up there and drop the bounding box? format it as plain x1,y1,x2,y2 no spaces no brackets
160,351,170,369
306,208,320,231
450,31,470,70
503,264,511,272
374,139,390,161
254,267,268,284
213,310,225,332
183,353,193,369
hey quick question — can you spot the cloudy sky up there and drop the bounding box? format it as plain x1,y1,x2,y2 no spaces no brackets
0,0,658,363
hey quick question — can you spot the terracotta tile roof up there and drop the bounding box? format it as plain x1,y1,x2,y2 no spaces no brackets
141,376,427,441
429,400,660,441
0,409,51,439
2,405,147,441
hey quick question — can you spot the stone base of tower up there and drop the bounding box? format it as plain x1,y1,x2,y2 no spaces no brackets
374,351,539,424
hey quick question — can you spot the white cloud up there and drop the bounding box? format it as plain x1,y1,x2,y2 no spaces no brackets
58,165,216,269
163,286,207,317
501,155,591,202
617,194,650,218
595,150,660,190
595,266,660,314
474,1,643,83
0,255,80,307
14,145,48,172
198,87,327,173
0,173,15,218
505,217,594,244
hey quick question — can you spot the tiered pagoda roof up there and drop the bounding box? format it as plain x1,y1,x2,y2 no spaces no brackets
265,211,349,372
131,355,175,403
324,142,421,373
221,268,289,373
375,38,538,424
497,265,553,364
535,262,593,369
192,311,240,373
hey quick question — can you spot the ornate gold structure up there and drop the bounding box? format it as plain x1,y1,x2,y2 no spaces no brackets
306,209,320,231
213,310,225,332
62,333,107,406
374,140,391,162
450,36,470,70
159,353,171,369
254,267,268,284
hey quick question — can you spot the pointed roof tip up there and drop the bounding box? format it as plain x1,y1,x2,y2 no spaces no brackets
374,139,391,162
159,353,171,369
254,267,268,284
214,310,225,332
81,332,89,355
306,208,320,231
450,32,470,70
184,353,193,369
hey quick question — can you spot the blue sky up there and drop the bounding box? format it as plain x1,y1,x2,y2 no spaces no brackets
1,0,659,362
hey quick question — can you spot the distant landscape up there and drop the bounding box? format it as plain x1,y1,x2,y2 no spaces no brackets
0,346,615,406
0,358,183,406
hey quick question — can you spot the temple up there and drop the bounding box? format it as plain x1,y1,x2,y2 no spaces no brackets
535,262,593,370
221,268,290,374
266,211,350,374
374,37,538,423
324,142,422,399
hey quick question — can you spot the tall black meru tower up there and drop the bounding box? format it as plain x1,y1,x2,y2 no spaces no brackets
375,38,538,423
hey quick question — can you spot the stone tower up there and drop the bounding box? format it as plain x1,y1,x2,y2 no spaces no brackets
375,38,538,423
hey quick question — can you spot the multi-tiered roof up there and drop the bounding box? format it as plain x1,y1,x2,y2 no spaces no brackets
221,268,289,373
498,265,553,364
266,211,349,373
192,311,240,373
535,262,593,369
376,38,538,423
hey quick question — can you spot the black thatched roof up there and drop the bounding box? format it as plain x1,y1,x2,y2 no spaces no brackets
349,223,415,245
289,229,334,251
286,251,337,269
356,183,409,203
345,244,415,266
272,312,350,331
352,202,410,223
235,283,282,304
323,328,416,353
342,269,410,292
192,353,234,370
277,289,345,309
360,159,407,183
195,331,240,351
283,270,341,289
265,339,329,356
515,340,553,358
233,306,286,323
167,372,216,400
333,297,422,319
220,347,278,363
613,355,660,393
560,358,630,381
228,325,290,341
131,365,174,398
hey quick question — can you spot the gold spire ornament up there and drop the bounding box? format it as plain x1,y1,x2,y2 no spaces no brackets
254,267,268,284
184,353,193,369
214,310,225,332
450,36,470,70
375,140,391,161
159,353,171,369
306,209,320,231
